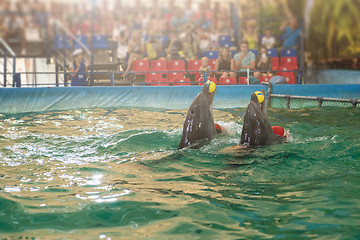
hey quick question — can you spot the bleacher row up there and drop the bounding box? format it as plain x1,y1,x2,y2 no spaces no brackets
132,57,298,86
54,34,297,60
54,34,299,85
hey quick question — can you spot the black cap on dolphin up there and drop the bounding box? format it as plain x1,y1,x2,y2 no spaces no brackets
178,81,216,149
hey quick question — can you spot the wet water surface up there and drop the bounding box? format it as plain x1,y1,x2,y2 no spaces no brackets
0,107,359,239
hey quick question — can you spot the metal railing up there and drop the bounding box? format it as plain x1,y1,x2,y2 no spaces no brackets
0,37,17,87
266,82,359,108
0,68,302,88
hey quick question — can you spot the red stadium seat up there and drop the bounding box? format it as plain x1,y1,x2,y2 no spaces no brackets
280,57,298,70
218,77,237,85
133,60,150,81
172,78,191,86
151,60,168,71
149,60,168,86
208,59,217,71
283,72,296,84
148,73,169,85
258,76,271,83
168,60,185,71
272,57,279,70
168,60,186,83
238,77,248,85
188,59,201,72
133,60,149,73
188,59,202,80
278,67,296,84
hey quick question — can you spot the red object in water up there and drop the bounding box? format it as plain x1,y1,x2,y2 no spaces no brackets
214,123,222,134
272,126,285,137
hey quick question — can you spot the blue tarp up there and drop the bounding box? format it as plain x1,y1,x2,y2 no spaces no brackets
0,85,266,114
271,84,360,99
0,85,359,114
309,70,360,84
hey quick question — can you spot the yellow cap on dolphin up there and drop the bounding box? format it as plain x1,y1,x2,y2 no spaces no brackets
206,80,216,93
254,91,264,104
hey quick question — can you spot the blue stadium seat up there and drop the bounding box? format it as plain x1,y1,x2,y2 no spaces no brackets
219,35,233,48
91,35,109,49
220,35,231,43
267,48,277,57
281,48,297,57
73,35,89,49
203,51,219,59
220,41,234,48
249,49,258,57
54,36,71,49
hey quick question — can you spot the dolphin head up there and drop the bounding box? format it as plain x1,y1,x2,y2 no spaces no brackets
251,90,266,113
251,92,260,105
202,81,216,110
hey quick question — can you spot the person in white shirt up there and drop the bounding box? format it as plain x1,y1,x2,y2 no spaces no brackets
261,29,276,49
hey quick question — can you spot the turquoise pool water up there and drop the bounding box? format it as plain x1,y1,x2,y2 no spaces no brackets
0,107,359,239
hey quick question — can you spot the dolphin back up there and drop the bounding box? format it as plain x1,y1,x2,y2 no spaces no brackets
179,92,215,149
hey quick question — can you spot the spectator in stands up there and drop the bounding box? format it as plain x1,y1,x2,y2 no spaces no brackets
199,56,212,82
254,45,273,79
164,1,175,32
170,7,188,33
211,2,220,26
194,1,212,21
79,15,100,37
144,33,163,61
196,27,210,54
112,17,128,42
183,33,198,60
179,24,194,40
122,30,144,77
70,49,88,86
235,41,256,77
148,11,166,35
208,26,220,50
184,0,195,19
214,16,232,36
242,23,258,50
164,31,184,60
194,6,211,30
116,32,128,67
215,47,235,80
32,1,47,28
280,17,301,49
261,29,276,49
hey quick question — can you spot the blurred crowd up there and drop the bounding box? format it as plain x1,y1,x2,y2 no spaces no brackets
0,0,304,71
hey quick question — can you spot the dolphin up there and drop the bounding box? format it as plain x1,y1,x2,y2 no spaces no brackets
240,91,282,146
178,82,216,149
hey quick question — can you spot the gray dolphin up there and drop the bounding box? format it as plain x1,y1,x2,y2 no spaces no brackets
240,91,282,146
178,83,216,149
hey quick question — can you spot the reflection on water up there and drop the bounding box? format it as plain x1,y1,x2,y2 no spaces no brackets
0,107,359,239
